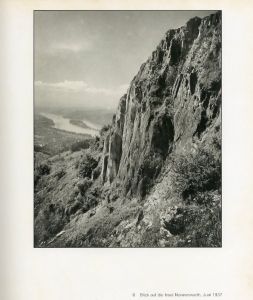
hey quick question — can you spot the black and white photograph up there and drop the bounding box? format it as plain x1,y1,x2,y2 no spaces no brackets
3,0,253,298
34,10,222,248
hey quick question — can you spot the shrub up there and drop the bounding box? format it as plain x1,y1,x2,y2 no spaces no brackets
38,163,51,175
79,154,98,178
34,144,44,152
139,213,161,247
35,162,51,183
77,178,92,196
64,200,83,217
171,145,221,202
137,153,163,197
162,200,222,247
139,153,163,180
85,195,98,211
34,203,66,245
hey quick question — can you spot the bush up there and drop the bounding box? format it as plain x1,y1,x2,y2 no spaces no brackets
82,194,98,213
77,178,92,196
35,162,51,187
171,146,221,202
139,152,163,180
137,153,163,197
37,162,51,176
79,153,98,178
162,201,222,247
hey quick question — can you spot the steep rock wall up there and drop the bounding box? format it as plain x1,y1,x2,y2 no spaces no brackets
101,11,221,196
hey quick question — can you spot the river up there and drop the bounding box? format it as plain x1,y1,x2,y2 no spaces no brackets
40,112,100,137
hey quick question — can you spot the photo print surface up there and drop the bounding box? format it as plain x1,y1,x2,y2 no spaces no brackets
34,10,221,248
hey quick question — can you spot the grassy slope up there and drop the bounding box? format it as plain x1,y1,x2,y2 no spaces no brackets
34,142,221,248
34,150,83,245
34,148,142,247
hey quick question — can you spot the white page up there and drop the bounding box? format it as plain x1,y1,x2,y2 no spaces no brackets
1,1,253,299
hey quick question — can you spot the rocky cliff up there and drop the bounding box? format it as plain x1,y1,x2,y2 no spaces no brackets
101,12,221,198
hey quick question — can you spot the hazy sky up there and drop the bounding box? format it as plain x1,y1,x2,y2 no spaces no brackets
35,10,216,110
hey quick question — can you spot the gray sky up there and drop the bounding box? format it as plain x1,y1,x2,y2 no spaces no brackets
35,10,216,110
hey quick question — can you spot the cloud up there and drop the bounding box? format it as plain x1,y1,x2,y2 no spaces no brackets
35,80,129,96
35,80,87,91
48,40,93,53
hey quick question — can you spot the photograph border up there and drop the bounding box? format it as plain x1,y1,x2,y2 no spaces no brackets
33,9,222,249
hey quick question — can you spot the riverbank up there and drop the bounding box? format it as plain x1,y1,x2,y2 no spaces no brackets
34,114,92,155
39,112,99,137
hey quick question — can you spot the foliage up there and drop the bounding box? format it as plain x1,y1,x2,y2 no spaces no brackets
139,153,162,179
77,178,92,196
82,195,98,213
162,200,222,247
34,202,66,246
137,153,163,197
70,140,90,152
34,162,51,187
161,143,222,247
78,153,98,178
171,146,221,202
37,162,51,176
139,213,161,247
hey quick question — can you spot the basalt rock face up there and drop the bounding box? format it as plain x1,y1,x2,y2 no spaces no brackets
101,12,221,197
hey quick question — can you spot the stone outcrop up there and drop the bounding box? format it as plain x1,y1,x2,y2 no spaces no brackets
101,11,221,197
